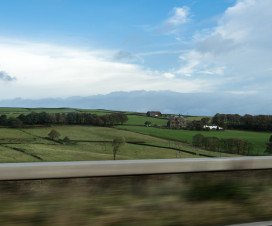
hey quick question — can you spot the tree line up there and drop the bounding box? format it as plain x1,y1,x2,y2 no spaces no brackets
186,118,211,131
265,135,272,154
193,134,253,155
212,113,272,131
0,112,128,128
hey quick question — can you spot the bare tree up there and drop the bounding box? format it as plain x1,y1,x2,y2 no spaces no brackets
112,137,126,160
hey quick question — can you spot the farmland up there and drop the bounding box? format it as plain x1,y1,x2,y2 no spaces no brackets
0,125,239,163
0,126,207,163
1,107,271,162
124,115,168,126
118,126,270,155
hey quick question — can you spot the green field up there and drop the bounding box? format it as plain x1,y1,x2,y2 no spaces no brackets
117,126,270,155
0,107,269,161
0,124,241,163
125,115,168,126
0,126,205,163
0,108,30,118
77,109,146,116
77,109,115,115
29,108,78,113
0,107,29,113
0,107,81,118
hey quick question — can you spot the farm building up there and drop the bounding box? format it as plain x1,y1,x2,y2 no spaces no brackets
167,116,187,129
203,125,223,130
146,111,162,117
161,114,176,118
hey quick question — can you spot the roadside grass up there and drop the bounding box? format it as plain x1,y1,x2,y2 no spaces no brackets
1,171,272,225
117,126,270,155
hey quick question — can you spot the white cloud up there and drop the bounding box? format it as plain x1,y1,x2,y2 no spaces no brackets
163,72,175,79
0,37,212,99
166,7,190,26
176,0,272,94
159,6,190,34
226,90,258,95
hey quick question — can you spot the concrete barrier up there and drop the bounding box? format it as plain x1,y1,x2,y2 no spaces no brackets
1,156,272,180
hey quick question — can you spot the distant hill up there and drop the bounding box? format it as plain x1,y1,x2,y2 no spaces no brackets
0,90,271,116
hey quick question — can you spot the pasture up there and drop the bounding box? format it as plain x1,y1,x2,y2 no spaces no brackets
0,126,204,163
118,126,270,155
124,115,168,126
0,124,240,163
0,107,267,160
29,108,78,114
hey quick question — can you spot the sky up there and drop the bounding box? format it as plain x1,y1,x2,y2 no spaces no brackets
0,0,271,104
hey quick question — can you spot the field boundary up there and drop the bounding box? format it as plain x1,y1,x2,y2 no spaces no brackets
1,156,272,180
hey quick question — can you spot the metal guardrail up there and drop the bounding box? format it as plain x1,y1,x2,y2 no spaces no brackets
1,156,272,180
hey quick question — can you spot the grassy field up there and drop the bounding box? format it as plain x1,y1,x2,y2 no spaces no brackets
0,107,29,113
77,109,115,115
117,126,270,155
1,171,272,225
29,108,78,114
77,109,146,116
0,126,206,163
0,107,268,160
0,107,80,118
124,115,168,126
0,124,241,163
0,108,30,118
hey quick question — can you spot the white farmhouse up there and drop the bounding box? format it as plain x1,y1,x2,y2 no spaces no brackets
203,125,223,130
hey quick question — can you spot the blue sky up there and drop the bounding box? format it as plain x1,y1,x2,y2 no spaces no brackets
0,0,271,104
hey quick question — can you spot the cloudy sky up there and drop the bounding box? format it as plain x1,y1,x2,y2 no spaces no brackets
0,0,271,102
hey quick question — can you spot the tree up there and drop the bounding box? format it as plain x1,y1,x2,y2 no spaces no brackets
192,134,204,147
63,136,71,144
144,121,152,127
8,117,23,128
112,137,126,160
48,129,61,140
200,117,210,125
265,142,272,154
265,135,272,154
0,115,8,126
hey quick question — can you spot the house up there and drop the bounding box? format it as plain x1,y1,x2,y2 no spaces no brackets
167,115,187,129
146,111,162,117
203,125,223,130
161,114,176,118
